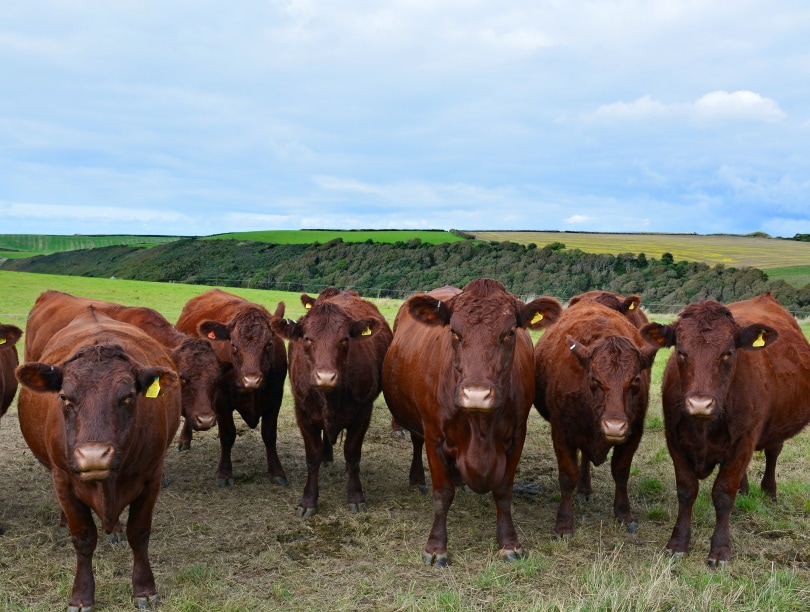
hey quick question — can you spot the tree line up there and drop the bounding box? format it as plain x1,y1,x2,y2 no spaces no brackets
3,237,810,315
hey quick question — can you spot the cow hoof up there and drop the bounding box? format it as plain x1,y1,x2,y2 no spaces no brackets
271,476,289,486
410,484,428,494
499,547,526,562
575,493,593,502
67,606,94,612
133,593,160,609
217,477,235,487
107,531,126,544
665,550,685,561
624,521,638,534
423,551,448,568
348,502,367,513
296,506,316,519
707,558,727,570
176,442,190,451
552,533,573,541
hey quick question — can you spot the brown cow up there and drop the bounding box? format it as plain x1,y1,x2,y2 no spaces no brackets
534,300,658,537
25,290,221,451
640,293,810,566
567,290,649,328
176,288,288,486
0,322,23,535
271,289,393,517
16,308,180,609
383,278,562,566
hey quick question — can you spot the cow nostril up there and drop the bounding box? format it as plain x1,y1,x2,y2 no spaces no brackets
685,395,715,417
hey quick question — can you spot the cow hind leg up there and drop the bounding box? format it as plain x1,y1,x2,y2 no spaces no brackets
760,443,783,501
176,418,193,451
576,454,593,501
216,410,237,487
408,432,427,493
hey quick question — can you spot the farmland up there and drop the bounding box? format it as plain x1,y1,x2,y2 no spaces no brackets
1,271,809,610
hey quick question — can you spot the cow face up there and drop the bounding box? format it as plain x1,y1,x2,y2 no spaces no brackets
409,278,561,411
641,301,778,418
568,335,657,443
273,303,383,392
171,337,220,431
16,344,177,481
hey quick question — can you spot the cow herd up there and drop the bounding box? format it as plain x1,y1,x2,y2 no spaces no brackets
1,281,810,610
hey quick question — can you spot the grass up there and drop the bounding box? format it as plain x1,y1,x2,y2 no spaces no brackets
206,230,466,245
0,234,182,260
1,271,810,610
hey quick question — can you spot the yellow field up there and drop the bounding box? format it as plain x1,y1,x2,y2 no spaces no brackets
473,232,810,270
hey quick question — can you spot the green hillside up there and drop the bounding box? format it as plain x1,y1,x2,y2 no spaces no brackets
207,229,465,245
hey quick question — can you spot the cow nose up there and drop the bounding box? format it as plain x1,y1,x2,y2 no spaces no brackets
74,443,115,480
241,374,263,389
685,395,715,418
601,418,629,442
458,385,495,411
314,369,338,389
193,413,217,431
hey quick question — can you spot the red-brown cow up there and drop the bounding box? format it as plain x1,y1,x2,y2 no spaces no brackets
25,290,221,451
0,321,23,535
567,290,649,328
271,289,393,517
641,293,810,566
16,308,180,610
176,288,288,486
534,300,658,537
382,278,562,566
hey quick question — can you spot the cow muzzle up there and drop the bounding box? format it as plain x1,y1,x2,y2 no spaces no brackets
601,418,629,443
73,443,116,481
313,369,339,390
239,374,263,390
685,395,716,419
192,413,217,431
457,385,496,411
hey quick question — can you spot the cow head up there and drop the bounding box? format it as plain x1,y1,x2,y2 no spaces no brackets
272,301,385,392
198,302,285,391
170,337,221,431
641,300,778,419
16,343,177,481
568,334,658,443
568,291,649,328
409,278,562,411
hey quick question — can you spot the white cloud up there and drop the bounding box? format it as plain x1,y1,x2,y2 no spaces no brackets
589,95,675,120
564,214,594,225
693,90,785,123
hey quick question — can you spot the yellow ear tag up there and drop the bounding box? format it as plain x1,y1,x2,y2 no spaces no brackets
305,303,312,309
361,326,372,336
0,338,5,345
530,312,544,325
145,377,161,398
753,330,766,348
629,302,635,310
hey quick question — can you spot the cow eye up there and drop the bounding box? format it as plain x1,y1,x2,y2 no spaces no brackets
677,351,688,362
504,329,516,342
720,351,733,362
450,329,461,342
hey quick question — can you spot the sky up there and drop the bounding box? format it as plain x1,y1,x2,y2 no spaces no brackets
1,1,809,238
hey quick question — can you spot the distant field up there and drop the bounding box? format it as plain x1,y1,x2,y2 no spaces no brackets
474,231,810,271
0,234,182,259
207,229,465,245
767,266,810,288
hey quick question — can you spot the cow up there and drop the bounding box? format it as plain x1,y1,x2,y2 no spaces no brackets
382,278,562,566
15,307,181,610
271,288,393,517
640,292,810,566
534,300,659,538
175,288,288,486
0,321,23,535
567,290,649,329
24,290,221,451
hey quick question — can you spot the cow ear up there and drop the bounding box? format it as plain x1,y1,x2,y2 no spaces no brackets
137,367,178,397
271,318,302,341
199,321,230,341
350,317,382,339
640,322,676,348
737,325,778,351
0,324,23,347
521,297,562,330
273,301,285,319
622,295,642,313
408,294,451,327
567,335,593,368
15,363,63,393
300,294,316,310
639,343,659,370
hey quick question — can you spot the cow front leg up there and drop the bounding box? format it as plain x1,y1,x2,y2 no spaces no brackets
667,458,699,558
127,479,162,608
260,408,288,485
760,442,782,501
66,503,99,612
708,461,747,567
577,454,593,500
344,413,371,513
216,409,237,487
611,435,642,533
296,421,324,518
423,443,454,567
553,437,579,538
177,417,193,451
493,480,524,561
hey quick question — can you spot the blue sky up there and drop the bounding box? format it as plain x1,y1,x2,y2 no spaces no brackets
1,1,808,237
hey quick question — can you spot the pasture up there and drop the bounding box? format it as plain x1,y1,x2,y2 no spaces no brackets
1,271,809,610
0,235,181,260
206,230,466,245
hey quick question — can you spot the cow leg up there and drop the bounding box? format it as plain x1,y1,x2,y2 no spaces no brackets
409,431,427,493
344,412,372,513
322,431,334,464
55,475,98,611
127,479,161,607
667,452,699,557
738,472,749,495
296,421,324,518
493,430,527,562
708,459,750,567
576,453,593,500
552,437,579,538
177,418,193,451
423,444,454,567
216,409,237,487
760,442,783,501
260,409,288,485
610,436,641,533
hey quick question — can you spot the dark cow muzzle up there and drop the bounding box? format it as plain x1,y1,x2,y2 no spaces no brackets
457,385,496,411
685,395,716,419
73,443,116,481
239,374,263,390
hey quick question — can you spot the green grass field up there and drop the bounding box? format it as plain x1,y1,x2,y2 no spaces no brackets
0,234,182,260
206,229,466,245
